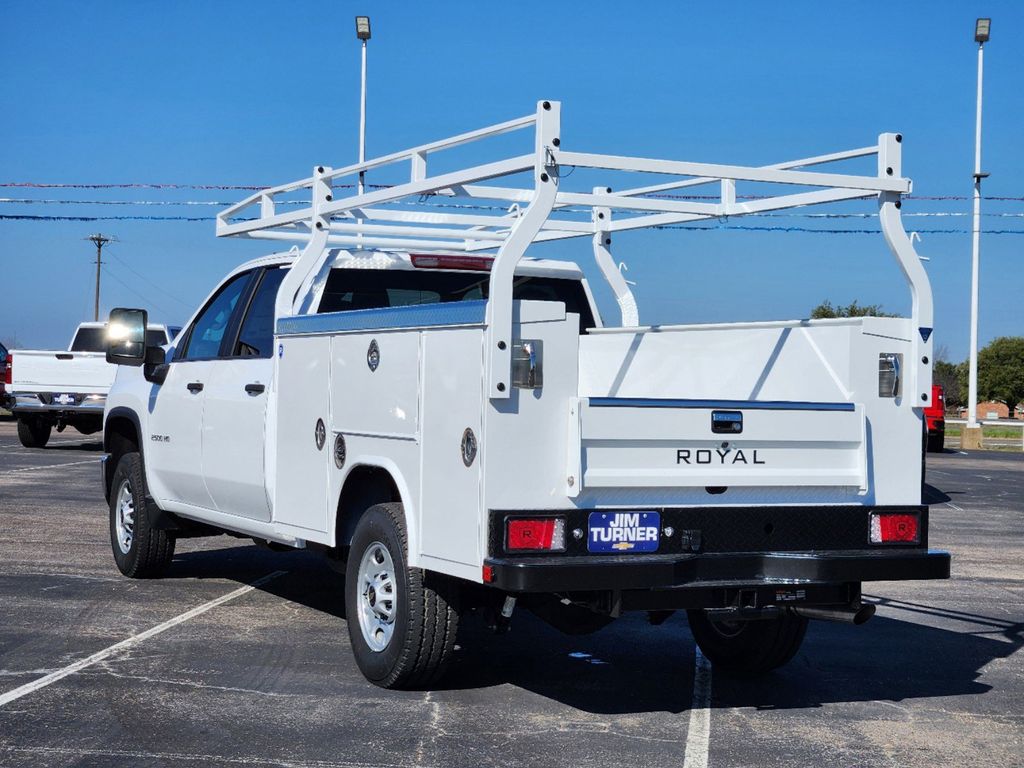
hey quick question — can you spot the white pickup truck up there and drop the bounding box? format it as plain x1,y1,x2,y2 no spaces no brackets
9,321,178,447
101,101,949,689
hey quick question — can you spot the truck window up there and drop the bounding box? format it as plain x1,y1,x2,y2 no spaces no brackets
234,267,288,358
176,271,252,360
317,269,596,333
70,327,107,352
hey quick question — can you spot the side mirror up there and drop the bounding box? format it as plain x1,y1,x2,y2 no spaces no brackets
143,346,169,385
106,308,148,366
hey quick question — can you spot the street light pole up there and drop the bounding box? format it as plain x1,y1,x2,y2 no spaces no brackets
355,16,371,196
965,18,990,447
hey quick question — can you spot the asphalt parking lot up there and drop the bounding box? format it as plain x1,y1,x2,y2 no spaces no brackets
0,418,1021,768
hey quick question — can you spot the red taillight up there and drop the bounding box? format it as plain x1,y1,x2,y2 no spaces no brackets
870,513,919,544
410,253,494,271
482,565,495,583
506,517,566,552
3,355,11,386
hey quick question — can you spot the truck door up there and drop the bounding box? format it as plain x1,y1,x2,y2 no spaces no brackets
201,266,287,522
147,270,254,510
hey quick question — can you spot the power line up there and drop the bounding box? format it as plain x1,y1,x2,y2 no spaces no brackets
100,264,177,318
3,212,1022,235
2,181,1024,202
105,251,194,308
3,198,1024,218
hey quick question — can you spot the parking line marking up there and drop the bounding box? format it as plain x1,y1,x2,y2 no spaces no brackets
682,646,712,768
0,570,286,707
4,459,98,474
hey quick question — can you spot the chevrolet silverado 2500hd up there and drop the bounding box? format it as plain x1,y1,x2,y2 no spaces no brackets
9,321,178,447
100,101,949,689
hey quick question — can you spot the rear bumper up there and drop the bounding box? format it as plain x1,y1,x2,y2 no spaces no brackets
485,548,951,592
11,392,106,417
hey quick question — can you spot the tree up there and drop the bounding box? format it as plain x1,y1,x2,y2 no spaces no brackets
810,300,898,319
977,337,1024,418
933,360,963,410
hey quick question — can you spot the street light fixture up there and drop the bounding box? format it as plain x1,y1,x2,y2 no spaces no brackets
974,17,990,43
355,15,371,41
964,17,991,449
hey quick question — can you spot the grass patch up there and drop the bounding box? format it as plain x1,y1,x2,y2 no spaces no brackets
945,425,1023,439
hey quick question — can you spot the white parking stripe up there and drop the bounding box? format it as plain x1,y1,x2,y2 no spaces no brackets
0,570,286,707
4,459,98,474
682,646,712,768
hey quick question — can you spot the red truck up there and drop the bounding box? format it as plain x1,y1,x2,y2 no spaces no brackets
925,384,945,452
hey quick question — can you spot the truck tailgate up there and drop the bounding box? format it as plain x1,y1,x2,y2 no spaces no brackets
571,398,865,491
11,351,114,393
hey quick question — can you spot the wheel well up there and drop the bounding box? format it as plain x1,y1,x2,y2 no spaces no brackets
104,415,140,499
335,466,400,550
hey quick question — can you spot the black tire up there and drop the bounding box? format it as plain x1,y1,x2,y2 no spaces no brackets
687,609,808,676
345,502,460,689
17,418,51,448
927,429,945,453
109,452,175,578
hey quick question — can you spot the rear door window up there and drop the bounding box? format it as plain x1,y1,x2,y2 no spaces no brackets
318,269,595,332
233,267,288,358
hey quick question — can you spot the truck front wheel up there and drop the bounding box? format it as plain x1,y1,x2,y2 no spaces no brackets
17,417,51,448
345,503,460,689
109,452,175,578
687,609,808,675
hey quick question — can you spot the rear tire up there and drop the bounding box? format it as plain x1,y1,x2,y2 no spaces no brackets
687,609,807,676
345,502,460,689
109,452,175,578
927,428,945,453
17,417,51,448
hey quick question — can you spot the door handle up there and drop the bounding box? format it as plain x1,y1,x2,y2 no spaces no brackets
186,382,204,394
245,383,266,395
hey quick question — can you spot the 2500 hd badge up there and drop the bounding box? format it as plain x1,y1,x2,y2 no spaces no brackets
677,448,766,465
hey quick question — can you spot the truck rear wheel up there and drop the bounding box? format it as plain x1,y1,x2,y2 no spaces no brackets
344,502,460,689
109,452,175,578
927,428,945,453
17,417,51,448
687,609,807,675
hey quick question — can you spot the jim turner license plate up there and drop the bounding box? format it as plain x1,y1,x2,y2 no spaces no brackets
588,511,661,553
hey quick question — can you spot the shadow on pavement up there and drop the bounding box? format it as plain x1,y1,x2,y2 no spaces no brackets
163,541,1022,716
47,440,104,452
712,603,1022,711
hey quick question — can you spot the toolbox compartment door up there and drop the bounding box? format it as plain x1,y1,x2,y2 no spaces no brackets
573,399,866,491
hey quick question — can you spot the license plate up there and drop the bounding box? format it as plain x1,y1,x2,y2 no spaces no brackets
587,511,661,553
53,393,76,405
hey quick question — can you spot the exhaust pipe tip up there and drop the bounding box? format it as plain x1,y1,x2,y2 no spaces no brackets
851,603,876,625
792,603,877,625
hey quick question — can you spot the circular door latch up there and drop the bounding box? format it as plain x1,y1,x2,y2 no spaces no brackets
314,419,326,451
367,339,380,372
334,433,347,469
461,428,477,467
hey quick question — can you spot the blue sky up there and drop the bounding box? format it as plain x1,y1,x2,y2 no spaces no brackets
1,1,1021,360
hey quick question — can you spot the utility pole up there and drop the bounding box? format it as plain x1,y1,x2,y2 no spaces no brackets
86,233,113,322
964,18,991,450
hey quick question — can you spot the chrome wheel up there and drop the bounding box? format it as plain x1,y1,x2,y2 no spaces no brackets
114,479,135,555
356,541,397,653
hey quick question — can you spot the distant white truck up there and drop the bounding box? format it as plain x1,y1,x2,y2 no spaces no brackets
101,101,949,689
9,321,178,447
